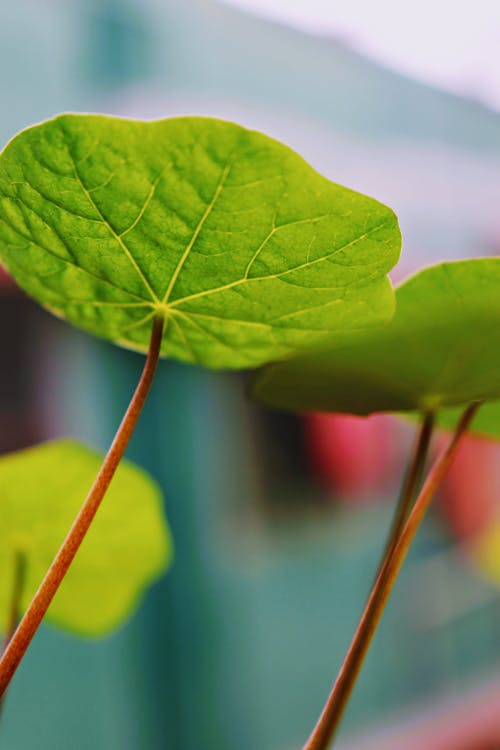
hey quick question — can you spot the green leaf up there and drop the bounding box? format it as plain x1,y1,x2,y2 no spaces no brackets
0,440,172,637
0,114,400,368
251,259,500,434
436,400,500,439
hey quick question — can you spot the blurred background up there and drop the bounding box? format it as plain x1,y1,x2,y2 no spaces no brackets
0,0,499,748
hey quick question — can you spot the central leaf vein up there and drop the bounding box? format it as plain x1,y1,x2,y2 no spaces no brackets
161,157,234,305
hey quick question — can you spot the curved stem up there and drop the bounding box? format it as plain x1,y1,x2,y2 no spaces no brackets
0,316,164,699
303,401,480,750
375,412,435,579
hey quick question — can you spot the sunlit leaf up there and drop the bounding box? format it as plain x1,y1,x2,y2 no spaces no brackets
0,114,400,368
251,259,500,435
0,440,172,637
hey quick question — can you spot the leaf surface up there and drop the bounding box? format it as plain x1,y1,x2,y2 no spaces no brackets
251,259,500,435
0,440,171,637
0,114,400,368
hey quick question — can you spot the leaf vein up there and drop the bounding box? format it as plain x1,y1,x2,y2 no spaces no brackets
162,158,234,304
169,220,392,309
119,160,172,238
174,309,242,356
60,126,160,304
0,213,150,303
170,314,198,363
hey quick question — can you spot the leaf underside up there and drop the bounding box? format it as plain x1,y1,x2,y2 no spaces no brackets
0,440,172,637
0,114,400,368
251,259,500,437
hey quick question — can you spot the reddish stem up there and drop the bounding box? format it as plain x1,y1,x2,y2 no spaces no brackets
375,412,435,579
303,402,480,750
0,316,164,699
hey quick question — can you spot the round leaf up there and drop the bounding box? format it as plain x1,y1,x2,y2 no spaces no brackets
251,259,500,429
0,114,400,368
0,440,172,637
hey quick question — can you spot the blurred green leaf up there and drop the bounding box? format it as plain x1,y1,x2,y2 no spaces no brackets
437,401,500,438
0,114,400,368
251,259,500,435
0,440,172,637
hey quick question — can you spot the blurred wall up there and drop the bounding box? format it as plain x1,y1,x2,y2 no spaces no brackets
0,1,499,749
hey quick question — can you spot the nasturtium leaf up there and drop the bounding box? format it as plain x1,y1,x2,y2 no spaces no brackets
0,114,400,368
0,440,172,637
251,259,500,433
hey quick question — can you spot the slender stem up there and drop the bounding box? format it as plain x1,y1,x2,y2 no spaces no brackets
375,412,435,579
303,401,480,750
0,315,164,699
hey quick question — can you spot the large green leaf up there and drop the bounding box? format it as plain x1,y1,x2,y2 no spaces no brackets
0,114,400,368
0,440,172,637
251,259,500,435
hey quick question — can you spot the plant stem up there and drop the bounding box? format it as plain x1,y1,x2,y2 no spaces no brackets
0,315,164,699
375,412,435,579
303,401,480,750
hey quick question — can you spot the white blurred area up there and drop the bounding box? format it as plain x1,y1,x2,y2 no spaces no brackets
219,0,500,112
2,0,499,273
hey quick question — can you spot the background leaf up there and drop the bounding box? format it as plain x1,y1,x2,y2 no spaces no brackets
0,114,400,368
437,401,500,439
0,440,172,637
251,259,500,436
